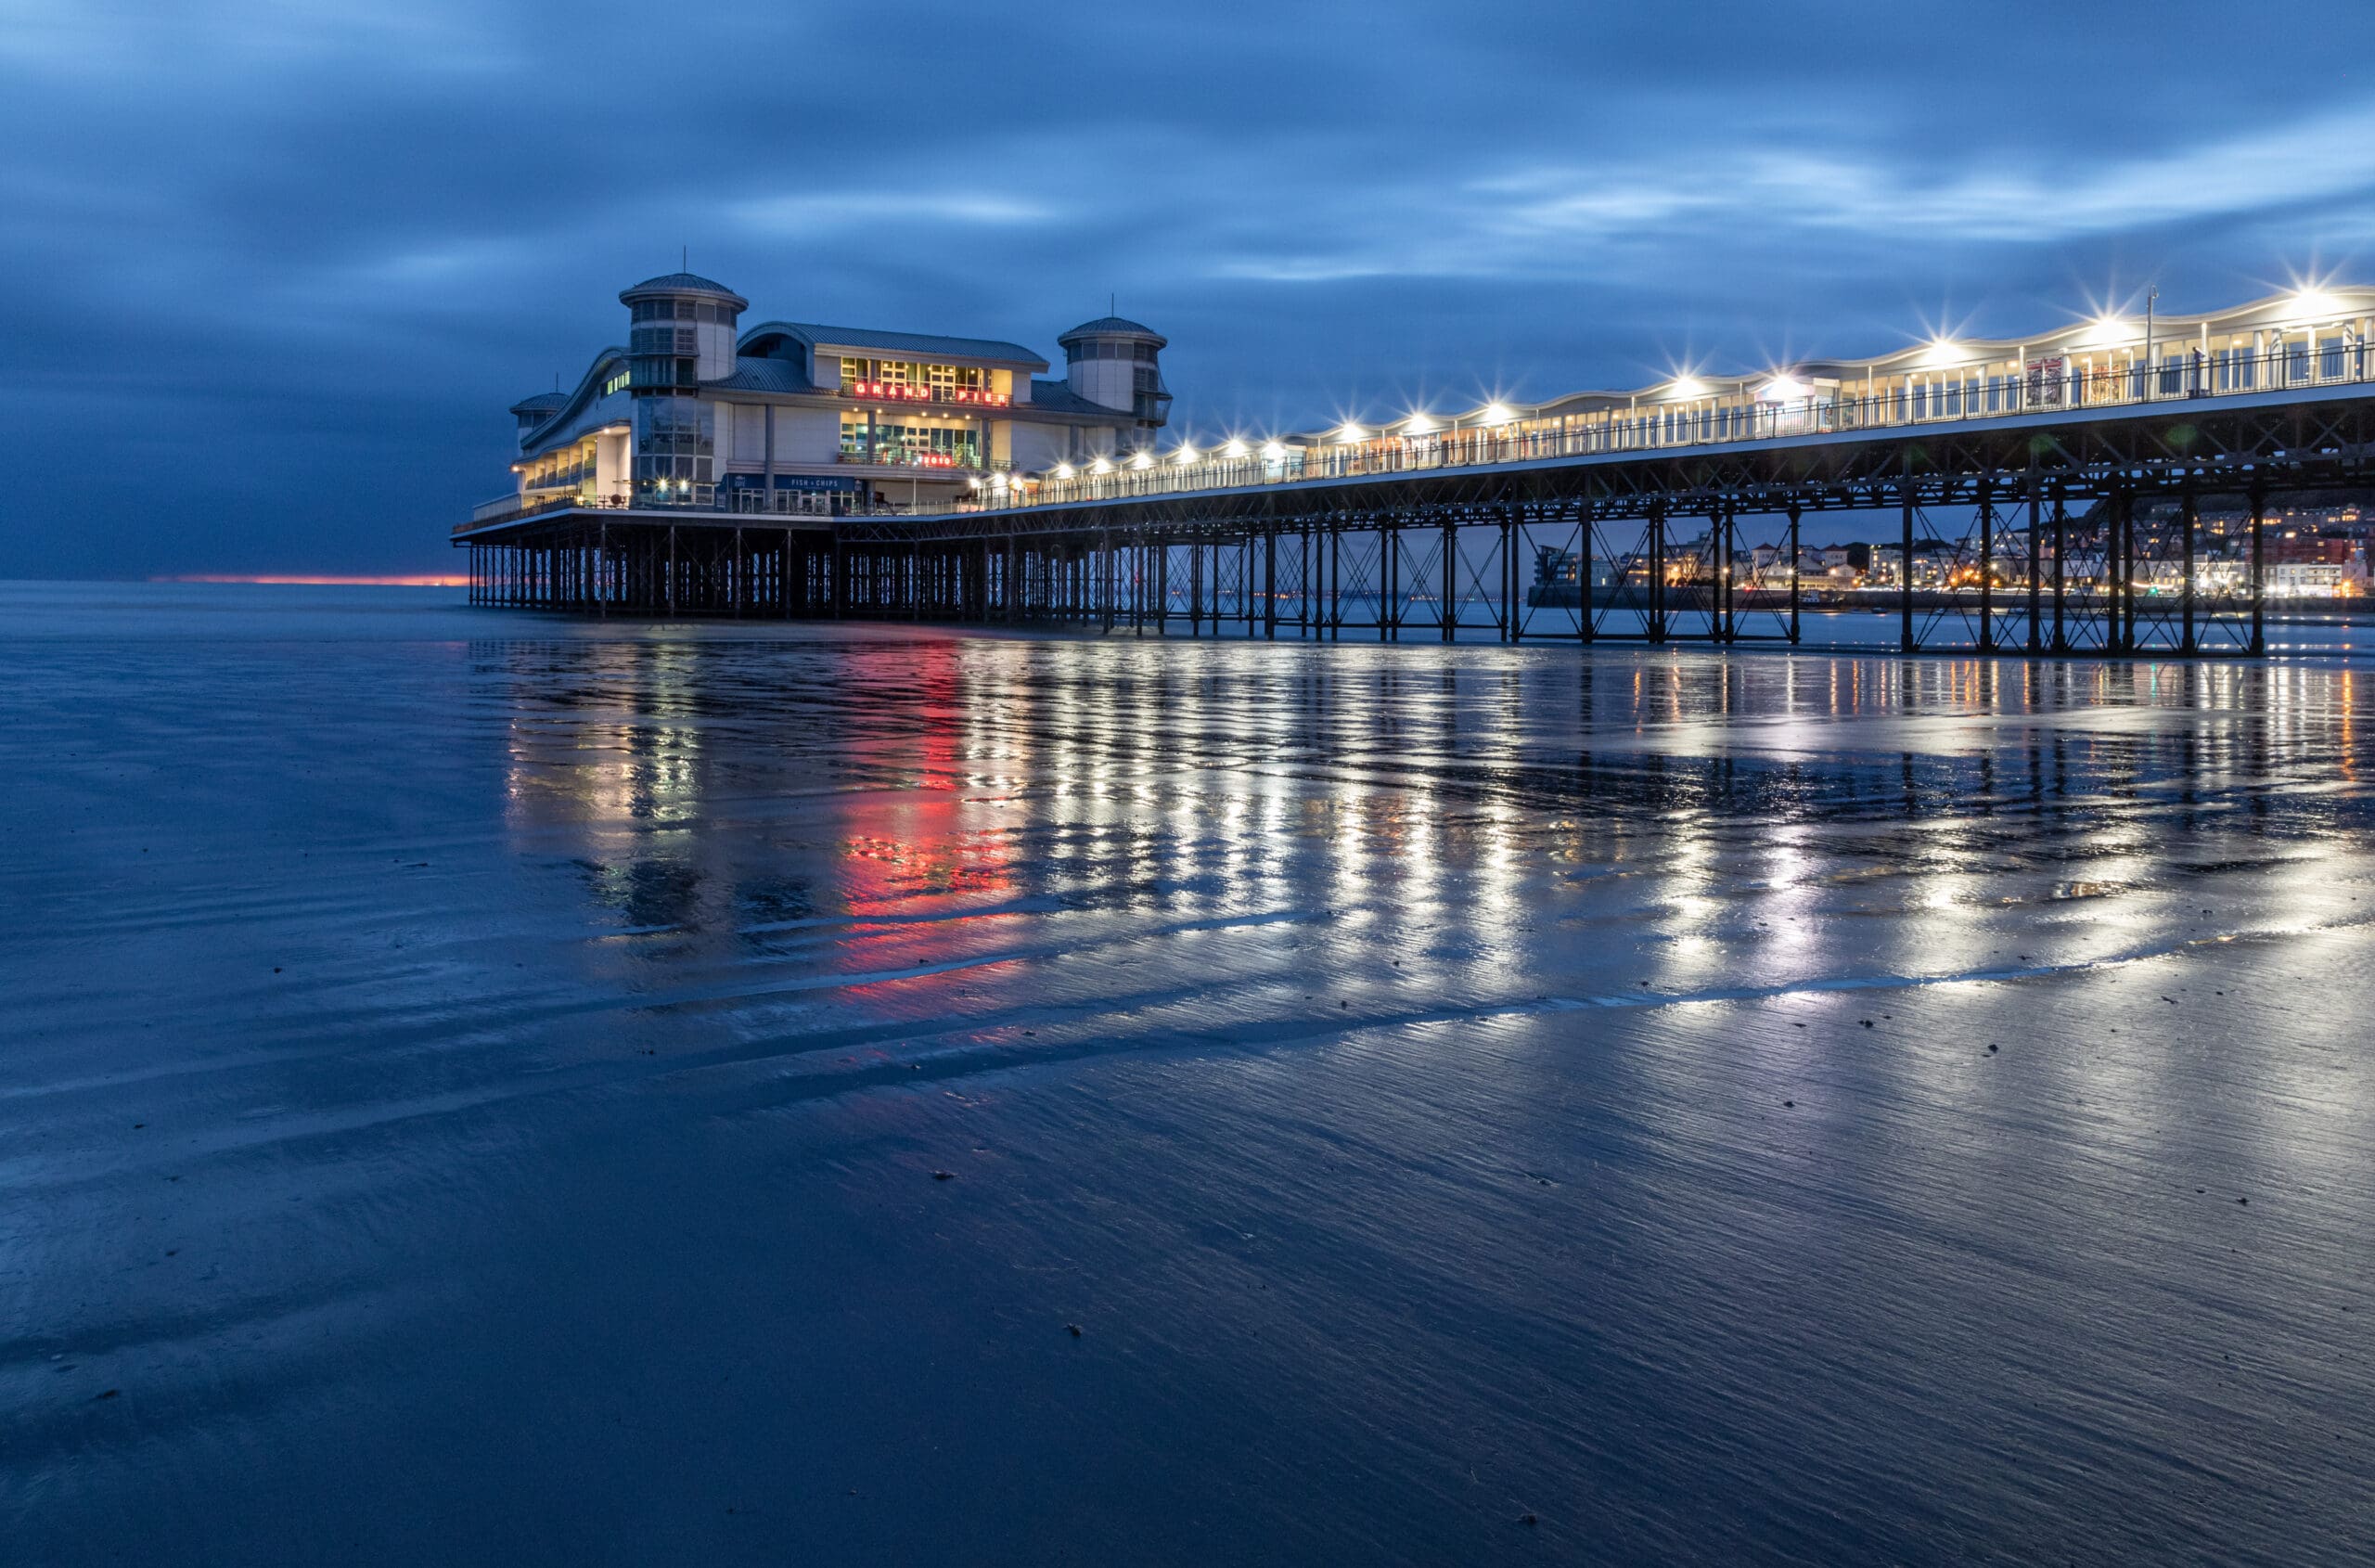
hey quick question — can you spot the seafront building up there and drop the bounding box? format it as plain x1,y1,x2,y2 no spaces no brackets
491,272,1171,522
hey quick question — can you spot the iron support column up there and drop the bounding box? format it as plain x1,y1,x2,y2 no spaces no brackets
2180,480,2198,653
1978,482,1994,652
1265,528,1277,640
1441,518,1456,642
1329,525,1342,640
1649,500,1666,645
2127,486,2147,650
2249,482,2266,655
1579,506,1595,646
2050,489,2067,652
2025,472,2041,653
1720,503,1736,643
1504,507,1519,643
1899,467,1915,654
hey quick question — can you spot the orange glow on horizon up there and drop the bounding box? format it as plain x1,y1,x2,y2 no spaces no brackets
157,574,469,587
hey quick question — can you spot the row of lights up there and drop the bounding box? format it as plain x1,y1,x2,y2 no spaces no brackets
1047,437,1296,482
1681,286,2356,397
1004,284,2362,494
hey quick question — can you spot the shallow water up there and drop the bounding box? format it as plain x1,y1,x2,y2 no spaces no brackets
3,582,2372,1565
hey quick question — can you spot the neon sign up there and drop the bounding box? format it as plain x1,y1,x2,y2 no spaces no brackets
848,380,1010,408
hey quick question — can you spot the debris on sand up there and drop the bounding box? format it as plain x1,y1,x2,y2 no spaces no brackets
931,1170,955,1181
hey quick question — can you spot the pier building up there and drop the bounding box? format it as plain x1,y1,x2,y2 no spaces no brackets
459,282,2375,657
490,272,1170,524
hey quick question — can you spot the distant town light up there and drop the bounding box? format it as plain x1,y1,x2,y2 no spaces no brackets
1090,457,1112,475
1130,451,1153,469
1760,375,1808,401
1056,462,1075,480
1222,439,1249,458
1175,444,1199,465
1917,340,1967,368
1669,376,1708,399
1260,441,1287,461
1481,403,1514,425
1338,422,1367,442
1405,413,1437,434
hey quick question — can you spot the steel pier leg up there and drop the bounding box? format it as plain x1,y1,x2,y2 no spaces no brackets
2121,488,2138,653
2250,483,2266,655
1649,500,1667,645
1978,484,1994,651
1441,518,1456,642
2051,490,2067,651
1899,469,1915,653
1580,506,1595,646
1503,508,1518,643
1721,503,1736,643
2025,476,2041,653
2180,481,2197,653
1265,528,1277,640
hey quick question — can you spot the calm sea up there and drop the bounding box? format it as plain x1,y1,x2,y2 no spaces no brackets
4,580,2371,1565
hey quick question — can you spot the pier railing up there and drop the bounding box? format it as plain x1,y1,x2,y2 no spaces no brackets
460,341,2375,537
974,341,2375,516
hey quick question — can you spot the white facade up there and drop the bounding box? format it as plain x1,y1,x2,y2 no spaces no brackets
498,273,1167,518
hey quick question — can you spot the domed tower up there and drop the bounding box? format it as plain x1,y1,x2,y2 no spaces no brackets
620,272,749,392
1057,316,1171,434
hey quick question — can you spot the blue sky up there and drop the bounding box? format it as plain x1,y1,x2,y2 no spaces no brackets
6,0,2374,575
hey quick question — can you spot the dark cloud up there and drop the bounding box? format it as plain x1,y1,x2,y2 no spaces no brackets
6,0,2374,574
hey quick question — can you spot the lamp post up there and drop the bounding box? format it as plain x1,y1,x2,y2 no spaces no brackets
2144,285,2157,401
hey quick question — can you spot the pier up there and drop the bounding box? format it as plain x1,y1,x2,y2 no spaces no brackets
461,287,2375,656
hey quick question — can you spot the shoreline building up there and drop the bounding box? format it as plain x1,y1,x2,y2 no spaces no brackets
491,272,1170,521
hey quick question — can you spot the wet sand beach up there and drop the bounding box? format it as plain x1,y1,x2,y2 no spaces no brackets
3,583,2371,1565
